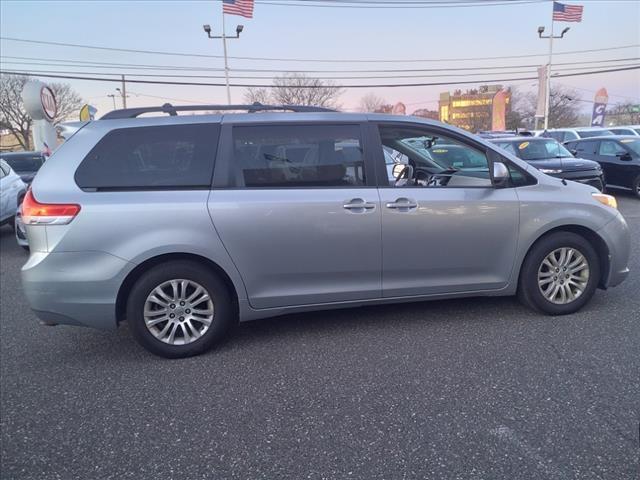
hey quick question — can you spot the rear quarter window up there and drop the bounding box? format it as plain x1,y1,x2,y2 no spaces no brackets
75,123,220,190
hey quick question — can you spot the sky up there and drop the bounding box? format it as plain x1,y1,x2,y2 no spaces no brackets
0,0,639,118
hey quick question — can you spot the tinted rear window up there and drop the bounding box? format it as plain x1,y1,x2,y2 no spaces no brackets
75,124,219,190
230,124,366,188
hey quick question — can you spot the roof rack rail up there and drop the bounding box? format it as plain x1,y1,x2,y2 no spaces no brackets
100,102,336,119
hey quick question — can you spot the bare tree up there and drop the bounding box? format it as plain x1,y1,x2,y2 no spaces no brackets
607,101,640,125
0,74,84,150
50,82,83,122
358,93,387,112
243,74,343,108
0,74,32,149
243,87,271,105
509,84,582,129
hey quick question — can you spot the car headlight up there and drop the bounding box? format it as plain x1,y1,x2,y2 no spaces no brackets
592,193,617,209
540,168,563,174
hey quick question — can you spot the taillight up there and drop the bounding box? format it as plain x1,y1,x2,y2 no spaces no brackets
21,190,81,225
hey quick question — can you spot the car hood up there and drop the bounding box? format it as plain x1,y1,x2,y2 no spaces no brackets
526,157,600,172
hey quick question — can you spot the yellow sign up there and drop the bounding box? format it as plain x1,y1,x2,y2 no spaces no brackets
518,142,530,150
79,104,90,121
79,104,97,121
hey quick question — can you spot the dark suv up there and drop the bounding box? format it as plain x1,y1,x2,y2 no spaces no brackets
0,151,46,184
490,137,604,191
565,136,640,198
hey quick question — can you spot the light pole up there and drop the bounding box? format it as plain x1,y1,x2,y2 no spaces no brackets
538,25,570,130
107,94,117,110
203,23,244,105
115,86,129,109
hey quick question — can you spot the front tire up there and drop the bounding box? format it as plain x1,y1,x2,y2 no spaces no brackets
633,175,640,199
127,261,235,358
518,232,600,315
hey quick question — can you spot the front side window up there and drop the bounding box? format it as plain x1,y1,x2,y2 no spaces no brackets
573,140,598,155
231,125,365,188
599,140,628,156
75,123,219,190
620,138,640,155
378,126,492,188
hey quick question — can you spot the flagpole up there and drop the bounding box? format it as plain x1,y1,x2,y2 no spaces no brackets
544,10,554,130
222,12,232,105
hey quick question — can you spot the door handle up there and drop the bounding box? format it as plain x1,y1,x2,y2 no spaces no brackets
343,198,376,212
386,198,418,210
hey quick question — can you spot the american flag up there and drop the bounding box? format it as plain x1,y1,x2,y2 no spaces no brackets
552,2,583,22
223,0,254,18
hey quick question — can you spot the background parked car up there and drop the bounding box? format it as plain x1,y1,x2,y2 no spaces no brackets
540,127,614,142
490,136,605,191
608,125,640,136
565,136,640,198
0,159,26,229
0,151,46,185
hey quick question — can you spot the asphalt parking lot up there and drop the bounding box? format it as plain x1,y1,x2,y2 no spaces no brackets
1,194,638,480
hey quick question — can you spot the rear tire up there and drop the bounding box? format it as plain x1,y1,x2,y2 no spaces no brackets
518,232,600,315
126,261,235,358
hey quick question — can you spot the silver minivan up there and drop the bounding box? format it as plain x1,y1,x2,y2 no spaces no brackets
21,105,630,358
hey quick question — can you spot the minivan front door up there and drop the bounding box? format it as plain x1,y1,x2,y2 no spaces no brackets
374,124,520,297
209,122,382,309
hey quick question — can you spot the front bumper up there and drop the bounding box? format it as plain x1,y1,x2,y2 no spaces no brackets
21,250,135,330
552,170,604,191
597,211,631,288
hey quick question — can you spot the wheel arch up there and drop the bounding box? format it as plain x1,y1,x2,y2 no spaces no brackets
519,224,610,289
115,252,239,324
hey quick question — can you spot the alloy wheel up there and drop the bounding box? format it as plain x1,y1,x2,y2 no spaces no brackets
143,279,214,345
537,247,590,305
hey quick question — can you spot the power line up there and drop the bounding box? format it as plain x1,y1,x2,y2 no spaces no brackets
254,0,545,8
1,36,638,64
7,63,638,81
2,65,638,89
2,55,637,74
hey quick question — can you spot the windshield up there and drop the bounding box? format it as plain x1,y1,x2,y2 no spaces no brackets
510,139,573,161
0,154,44,172
620,138,640,155
577,130,613,138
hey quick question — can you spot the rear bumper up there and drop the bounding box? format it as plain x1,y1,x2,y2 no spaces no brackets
21,250,134,330
597,211,631,288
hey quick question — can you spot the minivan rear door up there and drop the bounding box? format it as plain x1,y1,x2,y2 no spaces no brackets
209,118,382,309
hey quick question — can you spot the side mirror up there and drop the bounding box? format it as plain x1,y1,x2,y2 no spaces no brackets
617,152,633,161
570,149,578,156
392,163,405,177
492,161,510,187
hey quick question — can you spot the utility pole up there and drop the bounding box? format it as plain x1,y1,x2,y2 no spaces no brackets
203,22,244,105
121,75,127,108
538,23,570,130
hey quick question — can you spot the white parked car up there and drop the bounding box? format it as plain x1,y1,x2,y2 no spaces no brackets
608,125,640,136
0,159,26,228
539,127,614,143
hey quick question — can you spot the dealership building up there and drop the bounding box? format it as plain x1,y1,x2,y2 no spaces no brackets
439,85,511,132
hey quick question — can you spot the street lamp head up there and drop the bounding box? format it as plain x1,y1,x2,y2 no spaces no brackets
537,25,545,36
561,26,570,36
203,24,211,34
236,24,244,35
